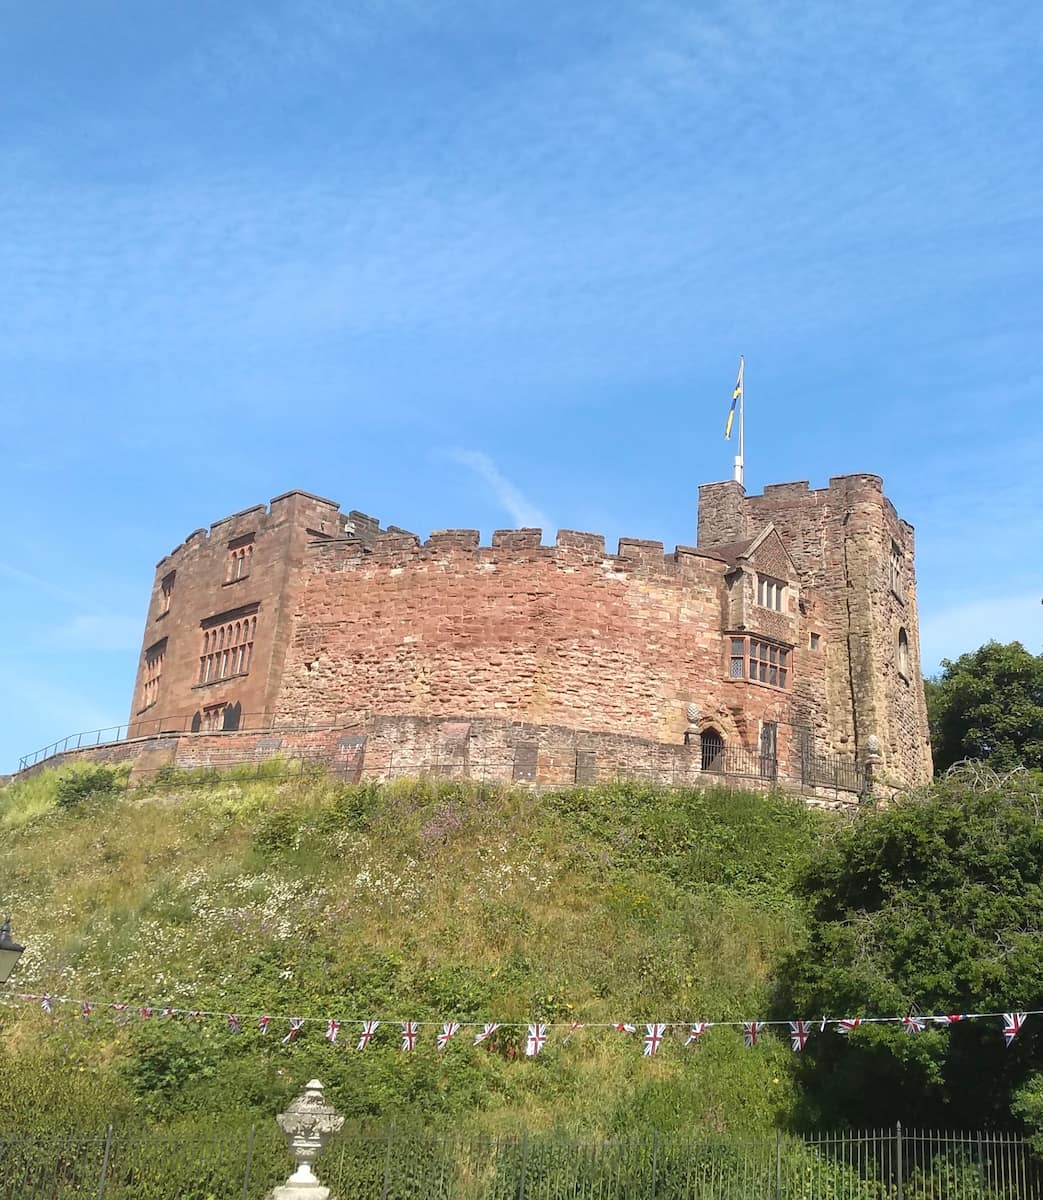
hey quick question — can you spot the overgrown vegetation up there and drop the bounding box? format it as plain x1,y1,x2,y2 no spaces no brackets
8,758,1043,1151
774,765,1043,1136
0,770,822,1137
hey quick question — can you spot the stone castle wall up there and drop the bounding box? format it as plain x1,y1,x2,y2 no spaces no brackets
20,716,863,808
273,528,796,749
24,472,931,795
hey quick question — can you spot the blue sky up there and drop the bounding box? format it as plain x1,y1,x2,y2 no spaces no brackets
1,0,1041,771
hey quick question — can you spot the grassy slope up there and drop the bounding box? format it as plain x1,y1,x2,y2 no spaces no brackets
0,764,832,1135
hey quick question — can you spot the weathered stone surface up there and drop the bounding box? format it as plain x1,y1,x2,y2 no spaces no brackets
107,474,931,794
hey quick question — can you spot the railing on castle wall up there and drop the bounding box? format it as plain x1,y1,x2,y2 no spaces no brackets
16,718,867,800
17,713,298,772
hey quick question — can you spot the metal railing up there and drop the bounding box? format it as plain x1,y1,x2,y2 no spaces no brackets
702,743,779,782
799,750,867,796
16,714,344,773
1,1125,1040,1199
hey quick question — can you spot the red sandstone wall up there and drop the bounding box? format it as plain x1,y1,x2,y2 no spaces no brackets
273,529,797,747
128,491,343,734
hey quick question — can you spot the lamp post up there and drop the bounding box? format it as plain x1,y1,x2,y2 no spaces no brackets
0,916,25,984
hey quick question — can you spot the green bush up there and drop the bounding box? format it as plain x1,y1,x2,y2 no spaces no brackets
54,763,123,808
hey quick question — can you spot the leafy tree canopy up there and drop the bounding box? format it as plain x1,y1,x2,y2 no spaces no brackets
773,769,1043,1130
927,641,1043,774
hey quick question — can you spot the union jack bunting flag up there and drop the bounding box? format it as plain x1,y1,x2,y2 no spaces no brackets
902,1015,925,1035
474,1023,500,1046
161,1008,175,1019
836,1019,862,1036
111,1003,128,1019
643,1024,666,1056
187,1010,204,1020
743,1022,760,1048
357,1021,380,1050
564,1022,584,1042
685,1023,709,1046
1003,1013,1027,1047
282,1017,305,1044
227,1013,242,1034
934,1014,966,1025
614,1023,637,1034
40,994,52,1014
401,1022,419,1052
258,1015,271,1035
140,1006,153,1019
325,1020,341,1045
789,1021,811,1052
80,1001,92,1021
437,1022,461,1050
526,1024,548,1056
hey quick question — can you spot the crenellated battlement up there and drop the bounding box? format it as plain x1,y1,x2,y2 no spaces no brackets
157,490,345,567
306,524,726,583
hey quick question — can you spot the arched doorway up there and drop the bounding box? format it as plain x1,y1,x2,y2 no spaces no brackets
700,728,725,772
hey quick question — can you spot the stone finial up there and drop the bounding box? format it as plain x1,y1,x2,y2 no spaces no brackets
685,703,699,728
271,1079,345,1200
865,734,881,760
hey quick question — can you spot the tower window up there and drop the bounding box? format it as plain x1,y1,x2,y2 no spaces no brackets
160,571,175,615
226,536,254,583
756,575,785,611
890,541,905,602
199,607,258,684
898,627,910,680
141,638,166,711
810,632,821,651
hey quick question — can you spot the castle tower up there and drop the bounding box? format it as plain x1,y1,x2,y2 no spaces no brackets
128,491,354,735
697,474,932,787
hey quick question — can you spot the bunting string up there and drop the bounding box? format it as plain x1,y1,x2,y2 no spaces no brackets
2,991,1034,1053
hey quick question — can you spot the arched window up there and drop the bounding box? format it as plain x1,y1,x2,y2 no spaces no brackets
701,728,725,772
898,627,910,679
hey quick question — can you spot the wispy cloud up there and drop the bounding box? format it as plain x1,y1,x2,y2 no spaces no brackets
0,561,81,607
446,449,552,530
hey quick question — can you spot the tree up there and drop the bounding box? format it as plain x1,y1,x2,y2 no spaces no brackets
773,770,1043,1130
927,641,1043,774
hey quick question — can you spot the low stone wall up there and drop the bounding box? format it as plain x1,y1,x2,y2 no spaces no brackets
10,715,864,808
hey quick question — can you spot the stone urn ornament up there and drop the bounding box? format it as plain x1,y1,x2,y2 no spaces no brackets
270,1079,345,1199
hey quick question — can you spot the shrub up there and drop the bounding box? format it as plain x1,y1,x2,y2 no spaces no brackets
55,764,123,809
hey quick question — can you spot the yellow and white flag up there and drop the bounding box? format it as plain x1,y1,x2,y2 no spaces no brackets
725,358,743,440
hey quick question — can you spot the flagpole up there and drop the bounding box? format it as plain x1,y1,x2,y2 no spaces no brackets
733,355,745,487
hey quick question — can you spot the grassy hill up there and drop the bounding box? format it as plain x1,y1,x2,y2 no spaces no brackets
0,763,834,1136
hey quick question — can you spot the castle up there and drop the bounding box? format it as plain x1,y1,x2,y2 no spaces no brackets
107,473,929,799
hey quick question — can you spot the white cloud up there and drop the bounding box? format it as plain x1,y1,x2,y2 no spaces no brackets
445,449,552,531
919,593,1043,675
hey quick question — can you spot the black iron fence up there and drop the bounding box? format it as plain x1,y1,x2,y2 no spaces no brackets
799,749,867,796
1,1125,1040,1199
702,742,779,783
